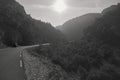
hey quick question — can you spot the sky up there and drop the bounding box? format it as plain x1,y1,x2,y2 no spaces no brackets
16,0,120,27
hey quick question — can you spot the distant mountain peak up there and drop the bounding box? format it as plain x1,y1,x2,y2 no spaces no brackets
57,13,101,40
102,3,120,15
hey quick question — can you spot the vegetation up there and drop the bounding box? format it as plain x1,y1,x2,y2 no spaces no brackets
85,3,120,46
1,0,120,80
32,3,120,80
0,0,66,47
57,13,101,40
32,37,120,80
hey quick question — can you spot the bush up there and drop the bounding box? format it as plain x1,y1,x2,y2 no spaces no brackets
32,37,120,80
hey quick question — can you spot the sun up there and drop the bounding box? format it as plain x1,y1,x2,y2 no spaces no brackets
52,0,67,13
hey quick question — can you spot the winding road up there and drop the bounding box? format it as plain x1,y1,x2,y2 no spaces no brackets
0,45,39,80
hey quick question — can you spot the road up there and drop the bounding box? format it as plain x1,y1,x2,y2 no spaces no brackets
0,45,39,80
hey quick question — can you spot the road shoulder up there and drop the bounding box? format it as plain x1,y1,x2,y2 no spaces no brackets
22,48,68,80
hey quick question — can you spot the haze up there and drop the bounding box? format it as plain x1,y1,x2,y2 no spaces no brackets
16,0,120,26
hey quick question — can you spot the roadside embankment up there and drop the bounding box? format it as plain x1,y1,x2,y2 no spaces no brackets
22,47,69,80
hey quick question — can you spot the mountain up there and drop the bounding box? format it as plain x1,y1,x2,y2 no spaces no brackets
44,3,120,80
85,3,120,46
0,0,66,47
57,13,101,40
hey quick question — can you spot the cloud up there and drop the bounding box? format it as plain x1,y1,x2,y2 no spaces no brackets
16,0,120,26
31,5,50,9
21,4,52,10
67,0,120,8
16,0,55,6
66,0,98,8
17,0,120,9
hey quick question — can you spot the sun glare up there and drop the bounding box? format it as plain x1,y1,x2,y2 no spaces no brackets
52,0,67,13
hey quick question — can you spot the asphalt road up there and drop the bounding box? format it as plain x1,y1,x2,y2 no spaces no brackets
0,45,39,80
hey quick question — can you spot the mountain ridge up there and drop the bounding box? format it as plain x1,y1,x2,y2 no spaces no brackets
0,0,66,47
57,13,101,40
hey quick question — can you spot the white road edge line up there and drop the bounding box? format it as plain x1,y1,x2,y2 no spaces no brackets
20,60,23,68
20,52,22,58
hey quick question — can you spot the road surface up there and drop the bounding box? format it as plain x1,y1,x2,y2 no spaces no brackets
0,45,39,80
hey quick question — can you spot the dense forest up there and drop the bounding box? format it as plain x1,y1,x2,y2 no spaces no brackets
0,0,66,47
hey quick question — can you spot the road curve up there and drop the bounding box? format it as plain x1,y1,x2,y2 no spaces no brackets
0,45,39,80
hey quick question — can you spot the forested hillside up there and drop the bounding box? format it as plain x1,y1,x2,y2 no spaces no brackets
85,3,120,46
57,13,101,40
0,0,65,47
33,3,120,80
1,0,120,80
